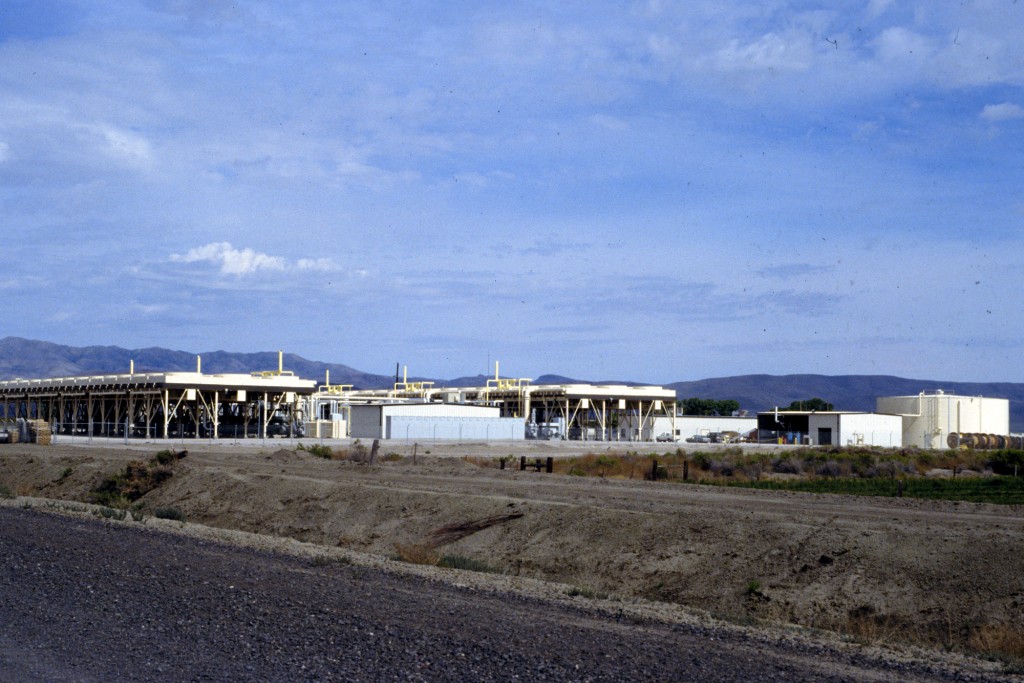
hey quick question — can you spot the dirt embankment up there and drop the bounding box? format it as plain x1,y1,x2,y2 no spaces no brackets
2,442,1023,658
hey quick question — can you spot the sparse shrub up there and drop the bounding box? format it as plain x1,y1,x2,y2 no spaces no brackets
988,450,1024,476
0,484,13,499
154,449,176,465
708,460,734,477
816,460,843,478
851,453,876,476
393,543,439,566
744,579,763,596
383,452,403,462
58,467,73,481
348,439,370,463
772,458,802,475
741,463,763,481
312,555,352,567
153,507,185,522
94,507,127,521
865,461,911,479
305,443,333,459
567,586,609,600
90,454,179,508
437,554,499,573
691,452,712,471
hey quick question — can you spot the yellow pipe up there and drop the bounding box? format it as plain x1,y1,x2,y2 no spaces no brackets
278,350,283,374
197,355,201,374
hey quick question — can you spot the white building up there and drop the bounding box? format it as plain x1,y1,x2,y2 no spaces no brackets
349,402,524,441
877,391,1010,449
757,411,903,447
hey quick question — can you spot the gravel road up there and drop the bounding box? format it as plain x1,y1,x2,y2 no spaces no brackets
1,507,1011,683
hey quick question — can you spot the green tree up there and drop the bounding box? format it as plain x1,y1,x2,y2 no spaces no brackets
681,398,741,416
784,398,834,411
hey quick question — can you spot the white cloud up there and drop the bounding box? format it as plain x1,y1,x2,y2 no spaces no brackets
296,257,337,271
91,124,152,166
865,0,895,21
713,32,813,73
980,102,1024,122
171,242,286,275
873,27,933,63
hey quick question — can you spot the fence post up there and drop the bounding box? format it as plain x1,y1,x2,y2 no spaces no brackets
520,456,526,471
546,456,553,474
651,458,659,481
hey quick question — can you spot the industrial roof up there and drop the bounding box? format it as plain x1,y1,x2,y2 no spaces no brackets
0,371,317,394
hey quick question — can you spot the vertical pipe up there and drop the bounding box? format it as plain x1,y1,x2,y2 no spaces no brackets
278,350,283,374
196,355,201,374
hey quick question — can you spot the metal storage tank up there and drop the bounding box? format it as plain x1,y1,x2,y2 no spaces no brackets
876,391,1009,449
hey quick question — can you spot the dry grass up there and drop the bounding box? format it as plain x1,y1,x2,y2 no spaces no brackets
842,612,906,647
393,543,440,566
969,623,1024,668
839,609,1024,671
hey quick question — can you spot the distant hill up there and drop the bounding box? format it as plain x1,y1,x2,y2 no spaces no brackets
0,337,395,391
668,374,1024,432
1,337,1021,430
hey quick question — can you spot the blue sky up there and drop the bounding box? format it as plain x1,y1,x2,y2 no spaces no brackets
1,1,1022,383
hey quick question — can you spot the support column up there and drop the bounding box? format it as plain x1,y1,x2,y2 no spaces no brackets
162,389,169,439
262,392,268,440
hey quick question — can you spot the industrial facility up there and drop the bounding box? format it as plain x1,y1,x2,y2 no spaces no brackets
0,354,1019,449
0,354,315,440
308,366,678,442
0,360,678,443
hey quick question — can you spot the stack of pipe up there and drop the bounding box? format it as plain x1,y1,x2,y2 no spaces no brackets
947,433,1024,450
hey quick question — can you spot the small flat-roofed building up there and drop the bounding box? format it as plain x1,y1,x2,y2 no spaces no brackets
757,410,902,448
348,402,524,440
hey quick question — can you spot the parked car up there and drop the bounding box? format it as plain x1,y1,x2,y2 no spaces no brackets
685,434,710,443
656,433,675,442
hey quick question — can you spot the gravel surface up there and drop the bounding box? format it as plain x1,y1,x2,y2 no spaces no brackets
1,506,1016,682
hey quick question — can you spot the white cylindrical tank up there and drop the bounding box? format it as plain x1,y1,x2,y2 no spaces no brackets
876,391,1010,449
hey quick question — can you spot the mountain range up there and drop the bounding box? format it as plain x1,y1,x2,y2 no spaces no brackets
2,337,1021,431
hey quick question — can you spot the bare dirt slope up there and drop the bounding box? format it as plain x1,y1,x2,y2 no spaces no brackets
2,441,1023,657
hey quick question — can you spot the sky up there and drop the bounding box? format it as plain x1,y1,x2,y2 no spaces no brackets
1,1,1022,384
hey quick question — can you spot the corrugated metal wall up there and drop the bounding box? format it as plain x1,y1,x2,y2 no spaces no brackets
386,416,524,440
